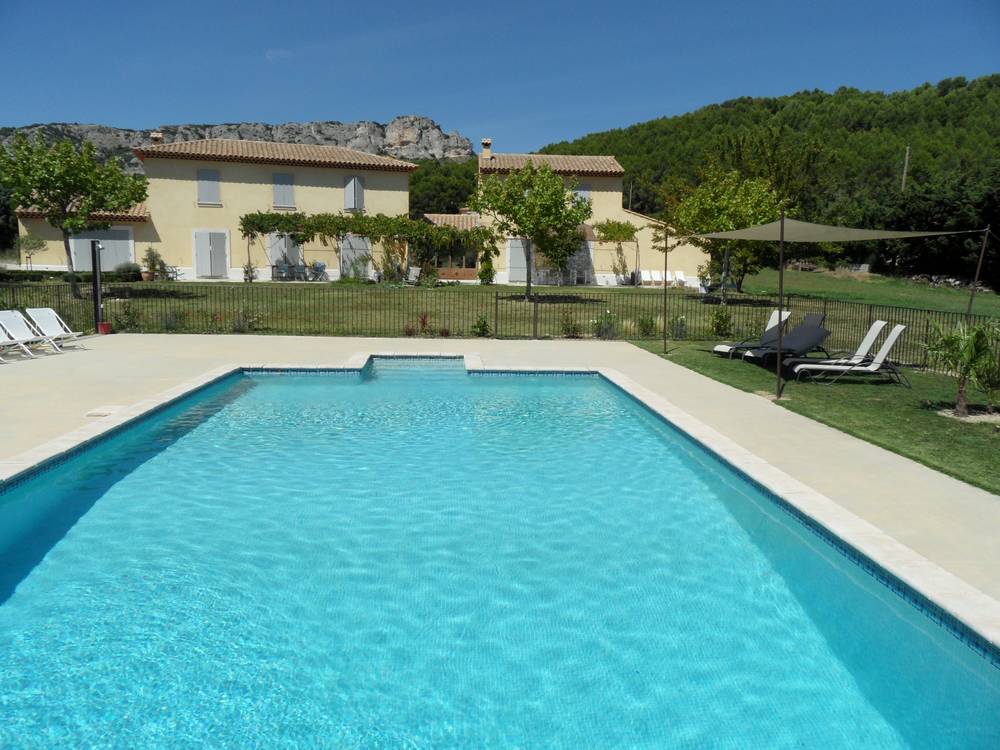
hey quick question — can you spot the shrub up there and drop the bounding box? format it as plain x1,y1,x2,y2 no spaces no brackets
418,311,431,333
478,257,495,285
115,261,141,277
710,307,733,338
591,309,618,340
560,312,582,338
438,326,451,337
471,314,491,337
670,315,688,339
162,309,187,332
418,267,439,288
636,314,657,337
111,301,142,331
232,309,262,333
142,246,163,274
404,322,417,336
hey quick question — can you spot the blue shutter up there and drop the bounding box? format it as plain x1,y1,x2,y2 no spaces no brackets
197,169,221,204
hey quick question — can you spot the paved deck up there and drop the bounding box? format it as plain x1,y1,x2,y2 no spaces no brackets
2,334,998,608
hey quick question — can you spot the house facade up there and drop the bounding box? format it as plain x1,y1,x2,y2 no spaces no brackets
16,138,416,280
434,141,708,286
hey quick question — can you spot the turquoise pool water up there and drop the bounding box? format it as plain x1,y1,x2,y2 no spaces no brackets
0,358,998,748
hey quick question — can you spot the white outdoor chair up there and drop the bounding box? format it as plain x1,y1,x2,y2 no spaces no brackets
639,270,654,287
791,324,909,386
651,270,664,286
0,310,63,355
664,270,676,286
674,270,688,287
26,308,85,348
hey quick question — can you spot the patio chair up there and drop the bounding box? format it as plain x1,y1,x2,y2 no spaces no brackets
782,320,887,370
790,324,910,386
405,267,421,285
664,270,675,286
674,270,687,286
639,270,654,287
743,318,831,364
651,270,664,286
25,308,86,349
713,309,791,358
0,310,62,357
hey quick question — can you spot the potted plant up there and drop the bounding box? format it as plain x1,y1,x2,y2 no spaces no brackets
141,246,163,281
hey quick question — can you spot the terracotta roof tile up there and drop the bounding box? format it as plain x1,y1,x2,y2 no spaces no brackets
17,202,150,223
423,213,482,230
479,153,624,177
134,139,417,172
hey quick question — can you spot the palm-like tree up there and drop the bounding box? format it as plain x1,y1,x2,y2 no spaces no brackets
926,322,998,417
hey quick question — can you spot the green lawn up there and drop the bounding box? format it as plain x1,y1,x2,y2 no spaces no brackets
632,340,1000,496
741,268,1000,317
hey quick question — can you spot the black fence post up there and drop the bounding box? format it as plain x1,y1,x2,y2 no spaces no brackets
494,291,500,338
532,296,539,339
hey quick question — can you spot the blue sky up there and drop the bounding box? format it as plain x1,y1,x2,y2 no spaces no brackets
2,0,998,152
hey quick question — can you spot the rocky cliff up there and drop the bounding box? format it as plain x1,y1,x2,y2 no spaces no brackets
0,115,474,170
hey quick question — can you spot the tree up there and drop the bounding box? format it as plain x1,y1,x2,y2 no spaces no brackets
594,219,639,283
14,234,45,269
673,167,786,295
0,135,147,294
469,162,592,297
408,158,478,218
925,322,999,417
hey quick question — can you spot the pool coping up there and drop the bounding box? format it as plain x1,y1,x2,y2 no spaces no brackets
3,350,1000,665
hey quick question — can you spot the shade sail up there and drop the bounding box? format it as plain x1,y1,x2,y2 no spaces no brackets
694,218,968,243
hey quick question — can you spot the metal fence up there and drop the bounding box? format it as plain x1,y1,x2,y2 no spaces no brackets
2,282,998,370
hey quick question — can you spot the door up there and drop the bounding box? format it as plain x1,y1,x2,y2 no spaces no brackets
507,239,527,283
195,230,228,278
70,228,132,271
339,234,372,279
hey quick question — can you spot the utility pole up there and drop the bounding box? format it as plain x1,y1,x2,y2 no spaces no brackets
966,226,991,316
900,145,911,192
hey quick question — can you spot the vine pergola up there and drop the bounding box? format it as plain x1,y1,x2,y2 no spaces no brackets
238,211,498,280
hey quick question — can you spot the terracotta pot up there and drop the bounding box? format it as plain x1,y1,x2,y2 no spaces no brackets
141,271,154,281
97,321,113,335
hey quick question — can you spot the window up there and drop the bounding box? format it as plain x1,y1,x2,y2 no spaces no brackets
344,175,364,212
273,173,295,208
430,245,478,269
575,183,591,202
197,169,221,205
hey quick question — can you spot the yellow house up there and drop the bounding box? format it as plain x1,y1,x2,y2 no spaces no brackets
429,140,708,287
16,138,417,280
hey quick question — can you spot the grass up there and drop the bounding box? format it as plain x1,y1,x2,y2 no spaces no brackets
741,268,1000,317
632,339,1000,495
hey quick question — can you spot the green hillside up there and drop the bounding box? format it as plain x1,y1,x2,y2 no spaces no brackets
541,75,1000,287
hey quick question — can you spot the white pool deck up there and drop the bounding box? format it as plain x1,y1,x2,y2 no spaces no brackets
2,334,999,649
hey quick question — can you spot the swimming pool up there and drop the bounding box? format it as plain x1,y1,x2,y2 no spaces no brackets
1,357,998,748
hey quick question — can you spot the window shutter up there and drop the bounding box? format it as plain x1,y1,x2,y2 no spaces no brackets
197,169,221,204
273,173,294,207
576,184,591,202
195,231,212,276
345,175,364,211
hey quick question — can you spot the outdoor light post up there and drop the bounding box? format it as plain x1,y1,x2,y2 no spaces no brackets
90,240,104,329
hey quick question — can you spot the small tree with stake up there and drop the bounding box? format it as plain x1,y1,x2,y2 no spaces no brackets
469,162,592,297
0,135,147,296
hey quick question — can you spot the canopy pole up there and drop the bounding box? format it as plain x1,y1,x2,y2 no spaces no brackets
775,211,785,400
966,225,991,317
662,226,669,353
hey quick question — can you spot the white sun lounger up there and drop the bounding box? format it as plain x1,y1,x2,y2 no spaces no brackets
0,310,63,355
651,270,664,286
713,310,790,357
25,308,85,348
639,270,654,287
791,323,908,385
674,270,687,286
664,270,675,285
786,320,888,368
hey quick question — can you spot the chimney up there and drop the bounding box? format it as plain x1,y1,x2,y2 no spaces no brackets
481,137,492,159
149,131,164,144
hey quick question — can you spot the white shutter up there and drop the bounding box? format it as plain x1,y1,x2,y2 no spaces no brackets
197,169,221,204
209,232,227,276
345,175,364,211
273,173,294,207
267,233,286,264
195,231,212,277
507,239,527,283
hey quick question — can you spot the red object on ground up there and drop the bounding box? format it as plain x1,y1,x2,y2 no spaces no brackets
97,322,113,335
